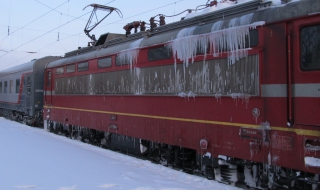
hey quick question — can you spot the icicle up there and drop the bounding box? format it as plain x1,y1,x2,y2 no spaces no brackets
244,165,257,188
117,38,143,70
167,18,265,67
176,26,197,38
134,67,141,79
215,93,222,103
211,20,223,31
169,27,199,68
230,93,239,106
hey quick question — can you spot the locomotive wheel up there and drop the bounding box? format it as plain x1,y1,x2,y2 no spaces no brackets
71,131,81,141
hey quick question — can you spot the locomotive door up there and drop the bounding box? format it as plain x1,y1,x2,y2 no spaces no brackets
291,17,320,127
44,70,52,105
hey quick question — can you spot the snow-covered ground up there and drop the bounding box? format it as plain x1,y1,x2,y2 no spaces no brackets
0,117,242,190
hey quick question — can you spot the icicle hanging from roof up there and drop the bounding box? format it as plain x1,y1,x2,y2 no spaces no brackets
167,13,265,66
117,38,143,70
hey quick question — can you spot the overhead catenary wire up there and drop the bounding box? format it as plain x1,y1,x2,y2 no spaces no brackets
0,24,87,37
154,0,212,18
96,0,184,30
0,0,115,61
1,31,82,70
0,10,92,59
1,0,204,66
0,0,119,39
2,0,187,59
35,0,87,22
0,0,70,48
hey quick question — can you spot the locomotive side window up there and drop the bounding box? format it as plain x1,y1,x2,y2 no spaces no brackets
46,71,51,86
78,62,88,71
66,64,75,73
300,24,320,71
4,81,7,93
16,79,20,93
98,57,112,68
56,67,64,74
0,82,2,93
116,56,129,66
148,46,172,61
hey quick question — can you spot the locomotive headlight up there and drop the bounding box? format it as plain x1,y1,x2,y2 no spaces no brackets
47,109,50,113
46,115,50,119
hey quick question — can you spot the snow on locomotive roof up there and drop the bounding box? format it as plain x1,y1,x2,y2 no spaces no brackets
46,0,319,69
184,0,301,20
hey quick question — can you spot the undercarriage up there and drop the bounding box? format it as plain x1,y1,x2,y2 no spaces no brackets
44,120,320,190
0,108,43,127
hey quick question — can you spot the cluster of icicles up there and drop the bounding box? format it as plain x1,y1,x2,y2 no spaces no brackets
168,13,265,66
117,13,265,70
117,38,143,70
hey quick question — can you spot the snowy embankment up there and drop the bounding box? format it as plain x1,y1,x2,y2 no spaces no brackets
0,117,242,190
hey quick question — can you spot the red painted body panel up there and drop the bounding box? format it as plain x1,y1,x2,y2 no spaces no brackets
43,94,319,174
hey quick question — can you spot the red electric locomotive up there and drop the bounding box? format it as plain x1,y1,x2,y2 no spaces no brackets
43,0,320,189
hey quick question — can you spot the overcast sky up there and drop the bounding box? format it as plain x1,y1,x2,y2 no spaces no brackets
0,0,203,70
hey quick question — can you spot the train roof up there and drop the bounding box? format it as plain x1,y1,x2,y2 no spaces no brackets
0,56,60,77
46,0,320,69
0,60,36,77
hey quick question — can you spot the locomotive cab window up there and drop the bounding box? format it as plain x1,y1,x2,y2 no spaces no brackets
300,24,320,71
66,64,75,73
98,57,112,68
78,62,88,71
56,67,64,74
148,46,172,61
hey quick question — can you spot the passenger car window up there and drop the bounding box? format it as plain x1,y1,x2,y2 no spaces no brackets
98,57,112,68
78,62,89,71
0,82,2,93
300,24,320,71
16,79,20,93
10,80,13,93
4,81,7,93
